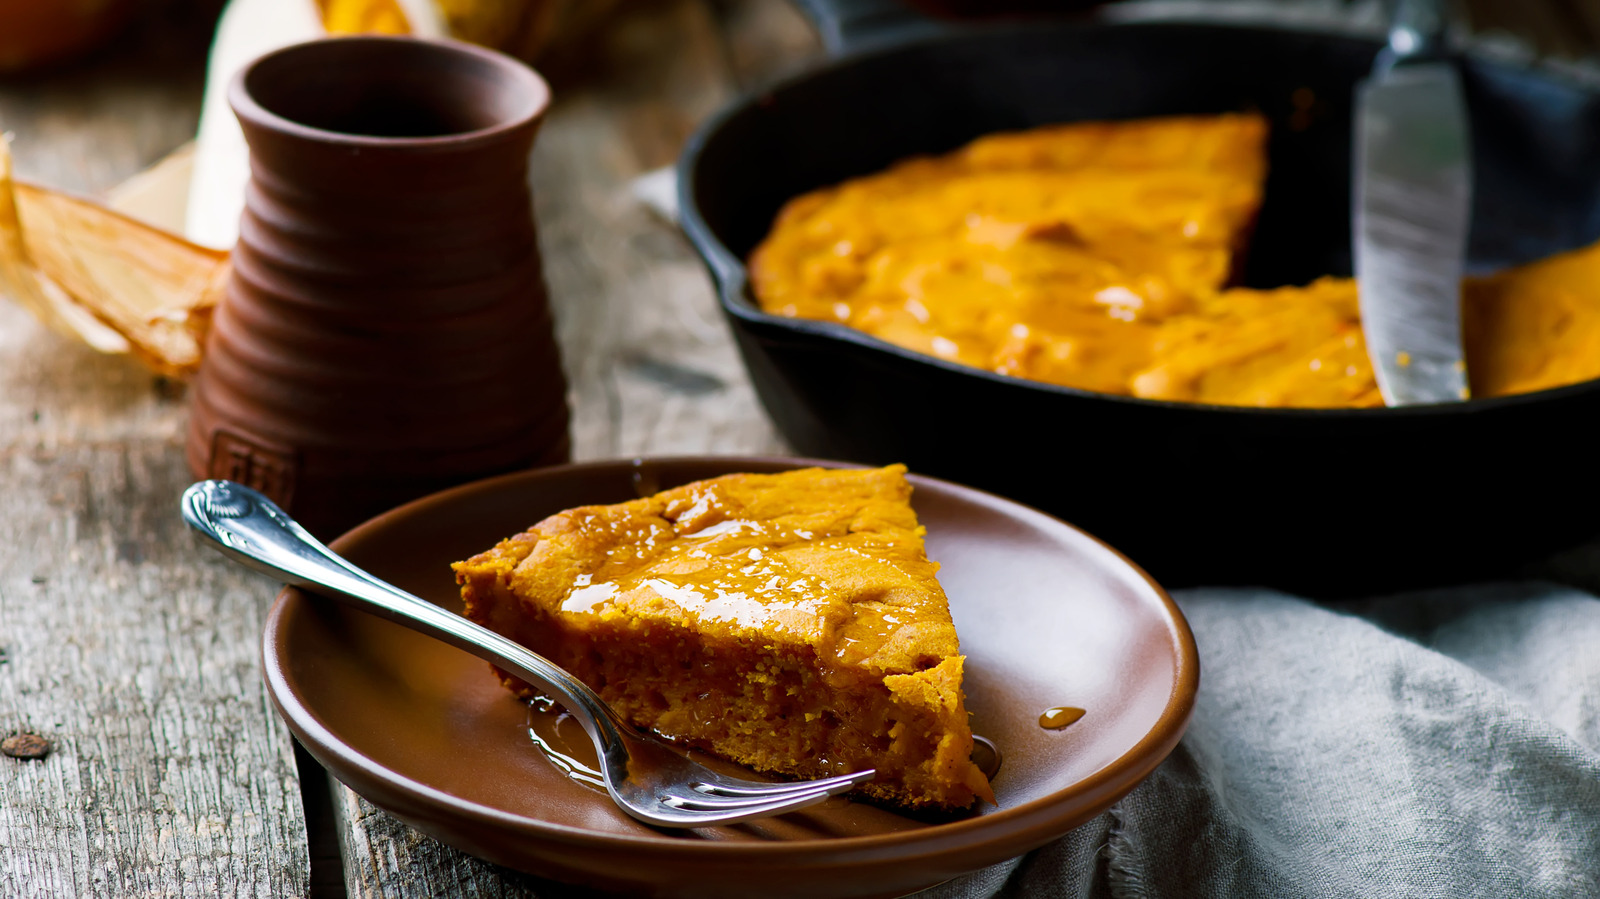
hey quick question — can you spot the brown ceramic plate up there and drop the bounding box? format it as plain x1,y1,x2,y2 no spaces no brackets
263,457,1198,897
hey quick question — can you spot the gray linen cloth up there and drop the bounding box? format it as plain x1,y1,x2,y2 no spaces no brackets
929,582,1600,898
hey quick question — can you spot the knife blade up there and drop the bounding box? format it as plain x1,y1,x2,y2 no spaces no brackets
1354,0,1472,405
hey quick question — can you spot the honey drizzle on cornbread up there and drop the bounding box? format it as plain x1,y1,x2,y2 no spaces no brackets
553,481,921,673
560,518,833,623
454,466,995,810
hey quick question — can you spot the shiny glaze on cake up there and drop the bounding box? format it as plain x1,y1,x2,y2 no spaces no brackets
454,465,995,811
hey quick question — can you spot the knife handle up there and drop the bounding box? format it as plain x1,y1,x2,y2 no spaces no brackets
1380,0,1449,70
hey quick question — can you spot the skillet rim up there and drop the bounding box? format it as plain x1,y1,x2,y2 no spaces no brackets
675,17,1600,421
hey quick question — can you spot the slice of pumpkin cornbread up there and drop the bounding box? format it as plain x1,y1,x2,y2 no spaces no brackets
452,464,994,812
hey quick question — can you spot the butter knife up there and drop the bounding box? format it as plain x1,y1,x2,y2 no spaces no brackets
1354,0,1472,405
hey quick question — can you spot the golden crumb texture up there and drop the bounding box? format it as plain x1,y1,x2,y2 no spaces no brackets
453,465,995,811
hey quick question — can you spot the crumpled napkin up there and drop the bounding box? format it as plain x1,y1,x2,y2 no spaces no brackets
929,582,1600,898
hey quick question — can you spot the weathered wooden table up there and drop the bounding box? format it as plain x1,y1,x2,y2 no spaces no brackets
0,2,809,894
3,1,1598,896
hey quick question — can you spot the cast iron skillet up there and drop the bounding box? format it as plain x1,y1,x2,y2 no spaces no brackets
677,0,1600,596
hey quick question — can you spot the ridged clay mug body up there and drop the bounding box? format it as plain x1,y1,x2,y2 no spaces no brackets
186,36,569,538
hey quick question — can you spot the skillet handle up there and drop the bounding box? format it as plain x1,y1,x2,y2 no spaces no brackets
788,0,948,55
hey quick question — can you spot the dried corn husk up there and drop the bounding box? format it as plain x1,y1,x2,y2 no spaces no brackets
0,138,229,377
1,0,613,373
317,0,412,35
316,0,617,61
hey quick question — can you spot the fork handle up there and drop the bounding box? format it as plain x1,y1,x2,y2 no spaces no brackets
180,480,633,765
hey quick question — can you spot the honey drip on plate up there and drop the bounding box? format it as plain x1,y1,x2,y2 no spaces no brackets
526,696,607,793
1039,706,1086,730
970,734,1002,779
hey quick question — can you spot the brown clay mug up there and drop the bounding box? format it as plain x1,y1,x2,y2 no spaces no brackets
186,35,570,538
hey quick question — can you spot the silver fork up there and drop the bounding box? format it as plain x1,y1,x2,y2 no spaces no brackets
181,480,874,828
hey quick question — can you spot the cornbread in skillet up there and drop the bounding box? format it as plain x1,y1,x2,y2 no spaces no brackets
1461,237,1600,399
750,111,1600,406
749,113,1269,397
452,464,995,812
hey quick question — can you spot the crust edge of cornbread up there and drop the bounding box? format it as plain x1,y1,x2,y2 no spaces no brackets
452,466,995,812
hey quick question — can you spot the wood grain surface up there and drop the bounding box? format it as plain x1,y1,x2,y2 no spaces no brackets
3,1,1599,897
0,4,313,897
330,2,812,892
537,0,798,465
0,431,310,898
